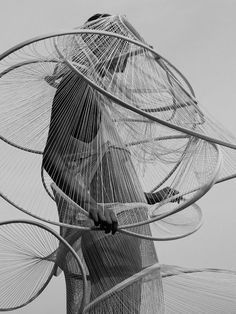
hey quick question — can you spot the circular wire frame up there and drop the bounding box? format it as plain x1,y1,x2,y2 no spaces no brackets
0,220,88,311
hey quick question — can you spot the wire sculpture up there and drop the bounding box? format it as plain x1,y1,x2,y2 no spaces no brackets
0,14,236,313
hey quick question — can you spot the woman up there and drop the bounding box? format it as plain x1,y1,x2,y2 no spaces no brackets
43,13,173,313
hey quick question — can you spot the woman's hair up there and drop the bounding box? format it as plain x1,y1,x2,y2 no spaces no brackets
86,13,111,22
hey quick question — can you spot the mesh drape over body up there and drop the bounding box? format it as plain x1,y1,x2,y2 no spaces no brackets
50,72,163,313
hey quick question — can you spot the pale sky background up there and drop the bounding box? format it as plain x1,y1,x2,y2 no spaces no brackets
0,0,236,313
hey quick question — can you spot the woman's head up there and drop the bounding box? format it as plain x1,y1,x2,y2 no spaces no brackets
82,13,128,77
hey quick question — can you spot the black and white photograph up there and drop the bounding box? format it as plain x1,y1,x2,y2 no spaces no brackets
0,1,235,313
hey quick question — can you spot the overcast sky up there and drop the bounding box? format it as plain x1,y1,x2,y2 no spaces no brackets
0,0,236,313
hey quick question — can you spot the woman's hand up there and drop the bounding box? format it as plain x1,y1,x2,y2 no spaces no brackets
89,204,118,235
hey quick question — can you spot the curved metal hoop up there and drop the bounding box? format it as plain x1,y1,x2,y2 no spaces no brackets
0,220,88,311
161,265,236,278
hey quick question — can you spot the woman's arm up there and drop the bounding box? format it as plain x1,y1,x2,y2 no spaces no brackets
43,147,118,234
